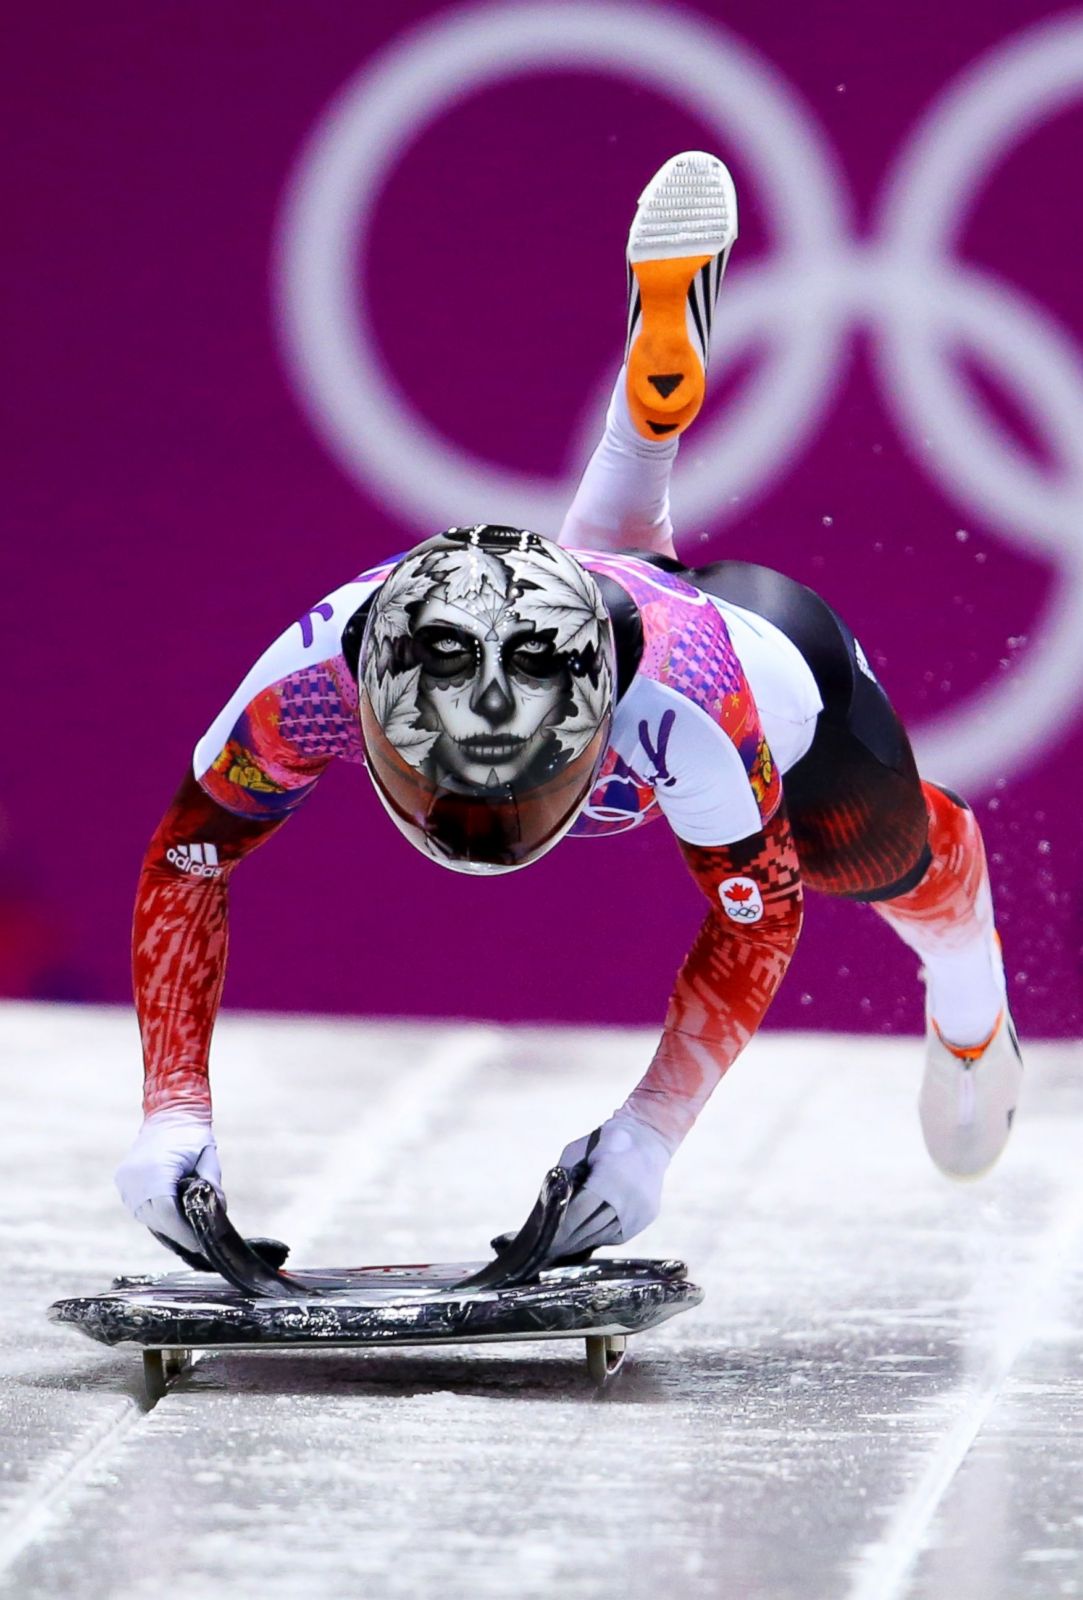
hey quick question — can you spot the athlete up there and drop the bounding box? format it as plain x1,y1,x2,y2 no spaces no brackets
116,153,1022,1265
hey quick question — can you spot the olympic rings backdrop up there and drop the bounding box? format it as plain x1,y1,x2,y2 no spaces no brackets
5,0,1082,1037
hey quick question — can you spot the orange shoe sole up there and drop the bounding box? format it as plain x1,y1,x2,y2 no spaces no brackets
626,254,712,440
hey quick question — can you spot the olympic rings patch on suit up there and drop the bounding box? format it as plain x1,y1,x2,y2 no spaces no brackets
718,876,765,923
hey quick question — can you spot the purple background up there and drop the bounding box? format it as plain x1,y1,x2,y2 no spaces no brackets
5,1,1081,1037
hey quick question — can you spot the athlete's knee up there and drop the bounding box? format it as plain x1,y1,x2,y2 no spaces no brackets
922,778,971,819
917,779,986,877
873,779,986,907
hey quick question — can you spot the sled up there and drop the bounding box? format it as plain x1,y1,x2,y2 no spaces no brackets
50,1173,702,1399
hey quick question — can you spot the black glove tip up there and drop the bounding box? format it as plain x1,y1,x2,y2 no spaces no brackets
248,1238,290,1270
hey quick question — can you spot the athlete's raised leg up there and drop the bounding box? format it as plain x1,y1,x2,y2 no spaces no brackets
559,152,737,558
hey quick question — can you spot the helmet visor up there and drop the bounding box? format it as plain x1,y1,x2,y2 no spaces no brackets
360,707,610,873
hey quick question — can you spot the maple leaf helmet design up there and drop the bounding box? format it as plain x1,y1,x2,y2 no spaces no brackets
358,526,616,874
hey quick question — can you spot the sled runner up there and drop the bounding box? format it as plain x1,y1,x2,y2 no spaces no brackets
50,1173,702,1400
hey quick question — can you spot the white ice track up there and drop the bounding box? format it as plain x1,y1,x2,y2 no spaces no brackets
0,1006,1080,1599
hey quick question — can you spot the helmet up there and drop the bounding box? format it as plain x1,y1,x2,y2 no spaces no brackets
358,525,615,874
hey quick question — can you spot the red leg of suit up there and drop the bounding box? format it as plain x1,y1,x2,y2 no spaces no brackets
872,782,1003,1046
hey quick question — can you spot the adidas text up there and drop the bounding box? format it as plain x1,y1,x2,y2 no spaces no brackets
167,843,222,879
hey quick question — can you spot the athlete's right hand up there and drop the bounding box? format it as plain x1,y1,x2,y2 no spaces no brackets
114,1109,225,1261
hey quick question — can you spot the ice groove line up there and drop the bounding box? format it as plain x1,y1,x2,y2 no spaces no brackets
687,1053,830,1276
181,1024,500,1380
177,1027,501,1388
845,1176,1083,1600
0,1398,143,1586
0,1025,500,1585
265,1024,504,1256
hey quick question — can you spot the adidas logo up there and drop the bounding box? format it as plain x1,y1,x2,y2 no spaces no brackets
166,842,222,879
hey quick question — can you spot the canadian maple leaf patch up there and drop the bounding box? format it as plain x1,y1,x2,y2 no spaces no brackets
718,876,764,923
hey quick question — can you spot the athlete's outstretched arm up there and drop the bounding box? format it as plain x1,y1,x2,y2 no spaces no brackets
116,766,313,1259
114,573,382,1256
116,563,391,1256
552,810,803,1255
132,771,285,1119
625,810,804,1149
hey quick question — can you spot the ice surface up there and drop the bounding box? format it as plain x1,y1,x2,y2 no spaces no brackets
0,1003,1080,1599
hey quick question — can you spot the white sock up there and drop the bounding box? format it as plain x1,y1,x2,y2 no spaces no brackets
879,886,1006,1048
923,940,1007,1048
558,370,679,557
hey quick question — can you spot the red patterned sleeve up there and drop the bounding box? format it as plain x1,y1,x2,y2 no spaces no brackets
621,809,804,1148
132,773,286,1117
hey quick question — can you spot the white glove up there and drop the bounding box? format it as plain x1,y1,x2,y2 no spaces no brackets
556,1112,673,1252
114,1109,224,1257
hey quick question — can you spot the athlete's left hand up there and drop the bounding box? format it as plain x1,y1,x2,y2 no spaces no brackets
548,1112,673,1258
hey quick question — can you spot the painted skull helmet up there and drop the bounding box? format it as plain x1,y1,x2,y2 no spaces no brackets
358,525,615,874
